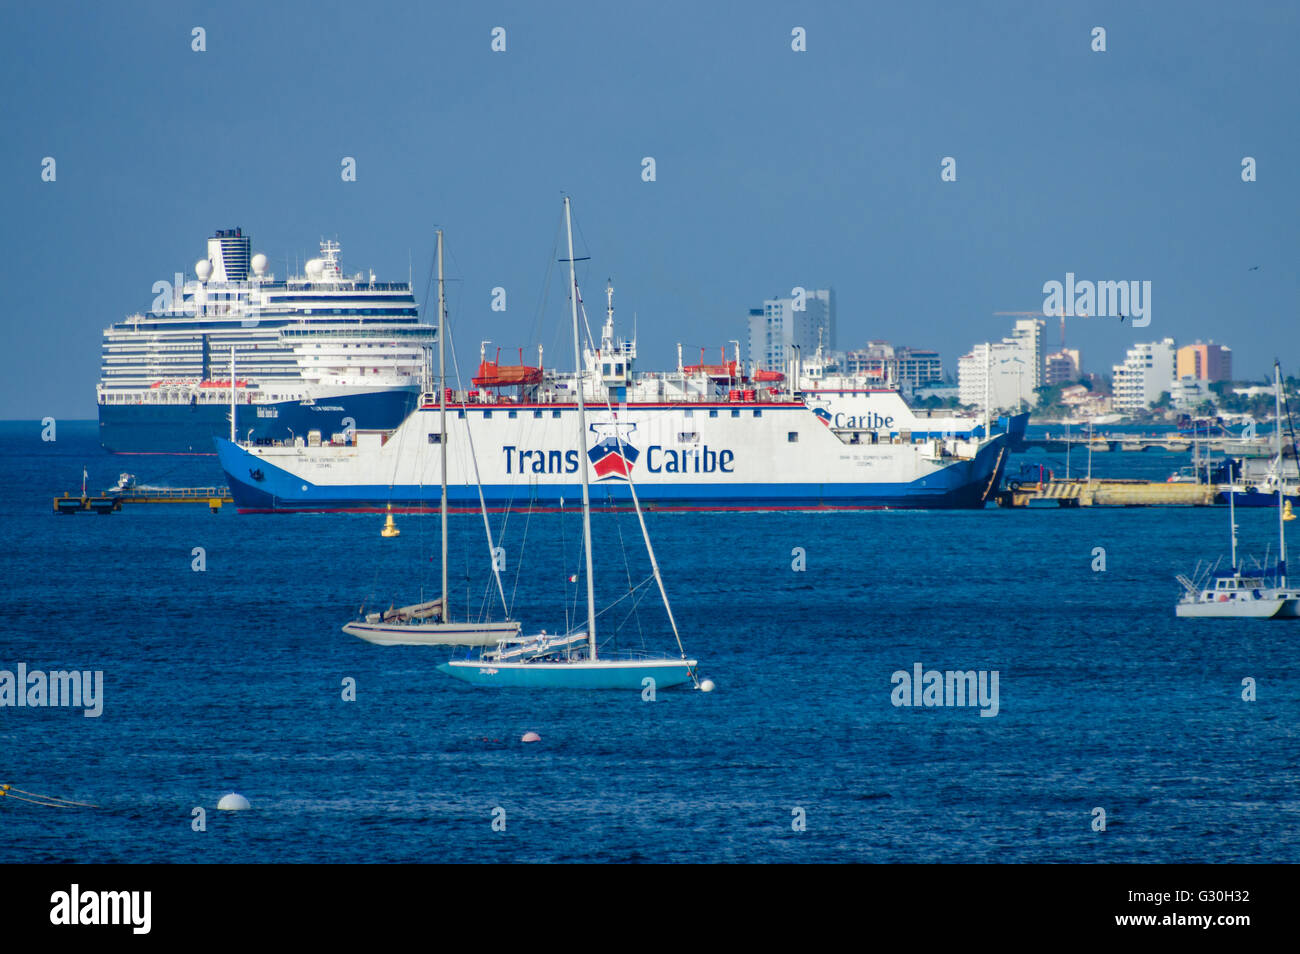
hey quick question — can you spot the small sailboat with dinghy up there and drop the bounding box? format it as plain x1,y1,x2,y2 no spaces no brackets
342,230,522,647
1176,361,1299,620
437,196,705,690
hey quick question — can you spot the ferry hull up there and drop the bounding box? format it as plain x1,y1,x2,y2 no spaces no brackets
437,657,697,689
1219,489,1300,508
214,401,1020,513
217,442,1007,512
99,387,419,454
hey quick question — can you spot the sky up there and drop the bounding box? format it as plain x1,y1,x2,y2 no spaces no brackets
2,0,1297,419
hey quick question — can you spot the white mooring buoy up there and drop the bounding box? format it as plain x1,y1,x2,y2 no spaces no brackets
698,679,715,693
217,792,251,811
521,731,541,743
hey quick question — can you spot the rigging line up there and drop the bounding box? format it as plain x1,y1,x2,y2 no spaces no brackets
595,366,694,681
1279,362,1299,465
593,576,656,653
608,572,655,647
443,293,511,619
507,488,534,617
0,790,91,809
569,573,655,639
1,791,78,808
525,214,564,363
560,496,572,636
613,517,647,648
1,784,99,808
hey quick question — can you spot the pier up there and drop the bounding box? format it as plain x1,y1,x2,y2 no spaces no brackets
54,486,232,514
996,478,1217,508
1021,435,1268,455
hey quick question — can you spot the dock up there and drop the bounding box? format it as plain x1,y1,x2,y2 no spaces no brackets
996,478,1217,508
1021,435,1268,455
54,486,232,514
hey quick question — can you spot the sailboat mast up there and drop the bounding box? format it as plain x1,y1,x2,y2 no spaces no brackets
229,349,236,443
565,197,598,658
1230,478,1238,572
1276,361,1287,587
437,230,449,618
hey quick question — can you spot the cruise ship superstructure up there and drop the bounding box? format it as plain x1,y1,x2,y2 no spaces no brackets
97,228,434,452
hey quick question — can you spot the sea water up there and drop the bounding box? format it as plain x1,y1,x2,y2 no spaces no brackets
1,422,1295,863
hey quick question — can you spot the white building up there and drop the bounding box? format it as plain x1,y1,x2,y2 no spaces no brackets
956,318,1043,412
958,341,1037,411
1005,318,1044,391
1171,377,1213,411
747,289,836,374
1111,338,1176,411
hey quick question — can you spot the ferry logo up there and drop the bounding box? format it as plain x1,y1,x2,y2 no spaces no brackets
588,422,640,480
812,407,832,427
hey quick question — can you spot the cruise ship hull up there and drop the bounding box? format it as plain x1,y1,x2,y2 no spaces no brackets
214,403,1017,513
99,387,419,454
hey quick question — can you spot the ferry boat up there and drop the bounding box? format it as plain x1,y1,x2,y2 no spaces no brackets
214,284,1027,513
97,228,435,453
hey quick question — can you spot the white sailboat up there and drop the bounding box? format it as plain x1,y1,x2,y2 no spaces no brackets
1177,361,1298,620
438,196,705,689
1265,361,1300,617
343,231,522,647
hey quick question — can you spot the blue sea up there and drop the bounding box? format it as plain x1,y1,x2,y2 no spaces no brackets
2,421,1296,863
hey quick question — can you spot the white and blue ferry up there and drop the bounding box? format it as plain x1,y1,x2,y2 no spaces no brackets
97,229,434,453
215,287,1027,512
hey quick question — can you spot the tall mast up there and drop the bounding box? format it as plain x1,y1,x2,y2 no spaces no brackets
1276,361,1287,587
983,344,991,436
229,349,236,443
437,230,449,618
565,197,598,658
1230,477,1238,573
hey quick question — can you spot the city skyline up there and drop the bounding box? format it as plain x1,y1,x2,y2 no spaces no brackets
3,2,1299,419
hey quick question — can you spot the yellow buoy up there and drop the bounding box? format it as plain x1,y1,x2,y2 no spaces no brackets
381,503,401,537
1284,500,1295,522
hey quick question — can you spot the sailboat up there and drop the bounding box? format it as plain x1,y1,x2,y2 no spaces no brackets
342,230,522,647
437,196,704,689
1176,361,1299,620
1264,361,1300,617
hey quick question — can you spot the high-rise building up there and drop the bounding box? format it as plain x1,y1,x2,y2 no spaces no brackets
842,342,942,392
843,340,894,381
1112,338,1176,410
746,289,836,374
956,317,1043,411
896,348,943,393
1006,318,1044,391
1044,348,1082,386
1175,342,1232,382
957,341,1036,411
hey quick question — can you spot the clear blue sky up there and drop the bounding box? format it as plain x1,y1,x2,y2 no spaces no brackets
2,0,1297,418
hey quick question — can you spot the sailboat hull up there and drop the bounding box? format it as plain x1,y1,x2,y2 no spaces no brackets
1175,600,1286,619
437,657,697,690
343,619,522,646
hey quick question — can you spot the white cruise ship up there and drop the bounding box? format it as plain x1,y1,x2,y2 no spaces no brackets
97,228,435,453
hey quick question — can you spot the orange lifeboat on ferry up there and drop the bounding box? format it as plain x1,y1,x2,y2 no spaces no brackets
752,369,785,383
684,362,738,379
472,348,543,388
